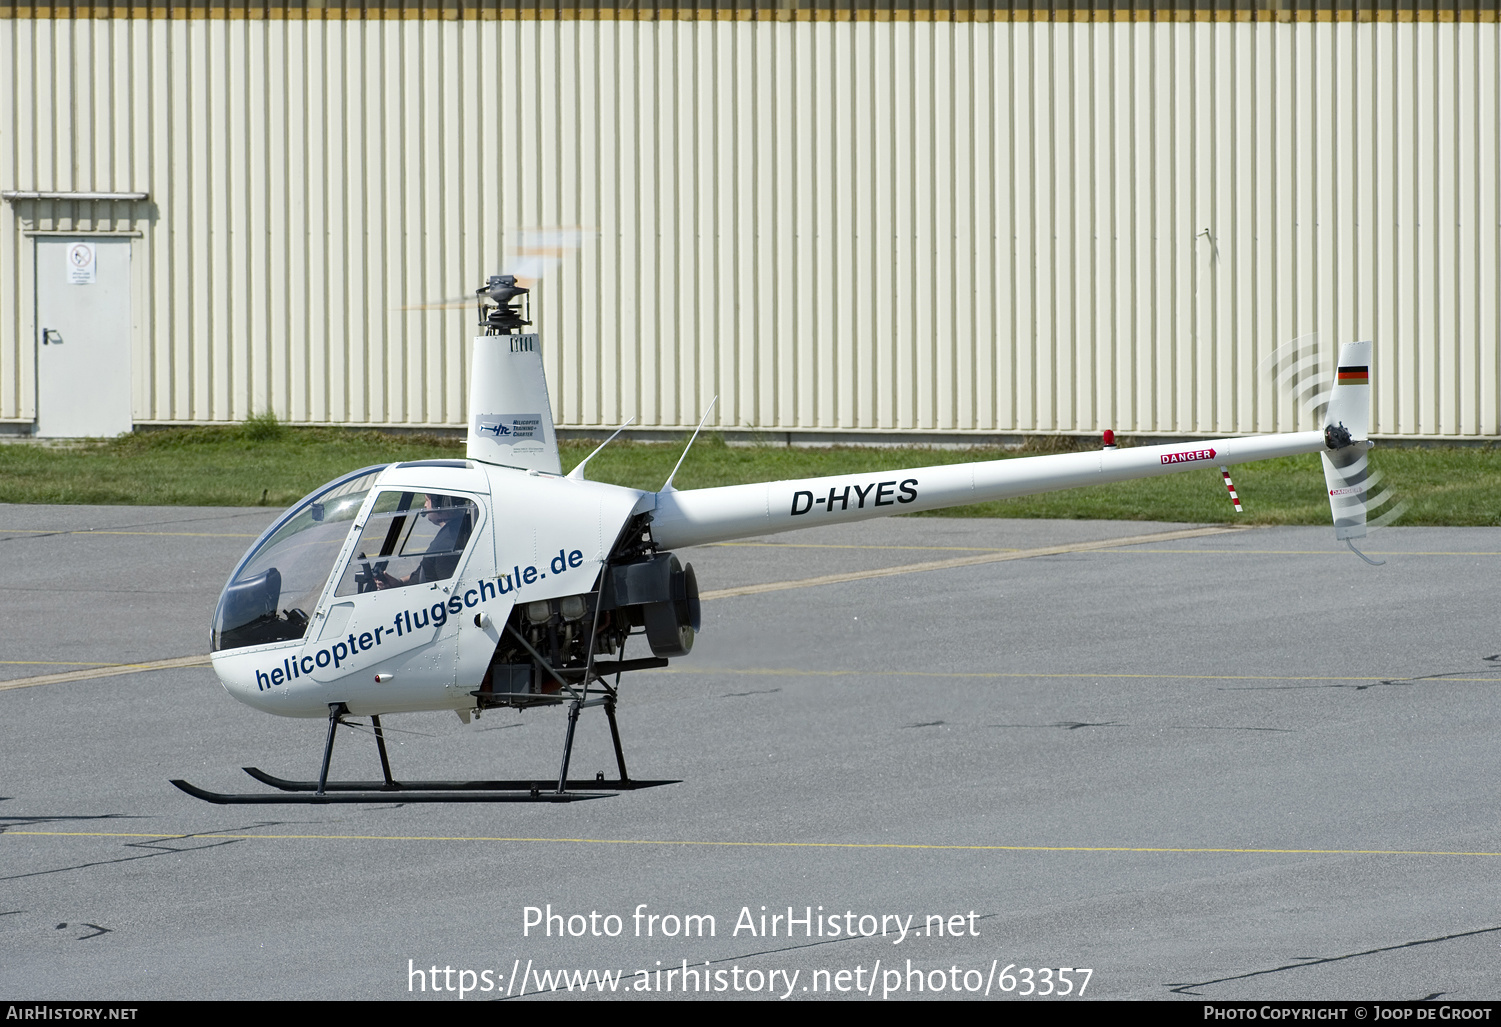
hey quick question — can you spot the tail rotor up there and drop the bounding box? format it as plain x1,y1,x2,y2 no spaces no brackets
1267,336,1407,560
1262,333,1332,423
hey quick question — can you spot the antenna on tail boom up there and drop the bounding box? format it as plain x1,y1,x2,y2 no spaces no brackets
661,398,720,493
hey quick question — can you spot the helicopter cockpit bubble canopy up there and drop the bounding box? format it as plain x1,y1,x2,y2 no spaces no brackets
211,465,386,652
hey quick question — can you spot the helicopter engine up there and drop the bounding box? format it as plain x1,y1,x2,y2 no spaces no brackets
479,551,701,705
601,552,701,658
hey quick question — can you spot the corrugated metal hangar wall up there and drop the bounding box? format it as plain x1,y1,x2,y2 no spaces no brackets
1,3,1497,440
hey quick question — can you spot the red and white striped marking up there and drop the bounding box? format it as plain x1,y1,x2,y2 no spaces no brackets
1219,466,1243,513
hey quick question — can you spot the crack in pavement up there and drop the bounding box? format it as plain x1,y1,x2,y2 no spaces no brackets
987,721,1124,730
1166,925,1501,995
0,509,272,543
0,821,287,882
0,838,242,882
0,814,148,831
1222,658,1501,694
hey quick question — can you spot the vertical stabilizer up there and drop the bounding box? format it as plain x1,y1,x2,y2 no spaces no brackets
1318,340,1391,542
466,333,562,474
1322,340,1371,442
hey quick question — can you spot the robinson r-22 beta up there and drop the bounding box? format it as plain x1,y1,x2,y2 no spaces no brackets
173,246,1392,805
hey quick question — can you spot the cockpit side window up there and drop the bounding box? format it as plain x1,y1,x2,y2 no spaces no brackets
212,466,384,652
333,491,478,596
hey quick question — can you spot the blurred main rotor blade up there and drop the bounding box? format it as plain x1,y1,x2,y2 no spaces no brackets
398,226,595,310
504,226,596,287
399,296,478,311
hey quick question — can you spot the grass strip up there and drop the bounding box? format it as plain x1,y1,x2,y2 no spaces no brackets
0,416,1494,526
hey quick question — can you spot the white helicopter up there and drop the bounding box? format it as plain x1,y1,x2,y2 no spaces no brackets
173,244,1393,804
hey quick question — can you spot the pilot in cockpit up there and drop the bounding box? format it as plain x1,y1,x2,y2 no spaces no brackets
373,494,473,589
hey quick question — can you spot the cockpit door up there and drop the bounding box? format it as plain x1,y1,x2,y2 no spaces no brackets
299,489,488,686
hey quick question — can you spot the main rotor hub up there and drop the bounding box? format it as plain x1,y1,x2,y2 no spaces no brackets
478,274,531,334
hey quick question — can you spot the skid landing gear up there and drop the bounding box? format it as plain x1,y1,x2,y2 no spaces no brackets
171,699,677,805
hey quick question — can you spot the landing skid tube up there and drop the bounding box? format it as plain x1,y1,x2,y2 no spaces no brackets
168,779,603,804
171,697,676,805
239,767,676,793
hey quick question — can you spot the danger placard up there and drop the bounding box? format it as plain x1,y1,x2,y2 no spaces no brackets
1160,447,1217,465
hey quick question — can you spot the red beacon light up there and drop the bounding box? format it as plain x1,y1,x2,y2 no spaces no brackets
1102,430,1117,449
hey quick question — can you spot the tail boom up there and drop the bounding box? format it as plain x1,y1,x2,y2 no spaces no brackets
649,430,1325,549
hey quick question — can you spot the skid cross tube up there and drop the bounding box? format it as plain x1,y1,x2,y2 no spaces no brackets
317,702,350,796
605,697,630,783
557,700,583,794
371,714,395,787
